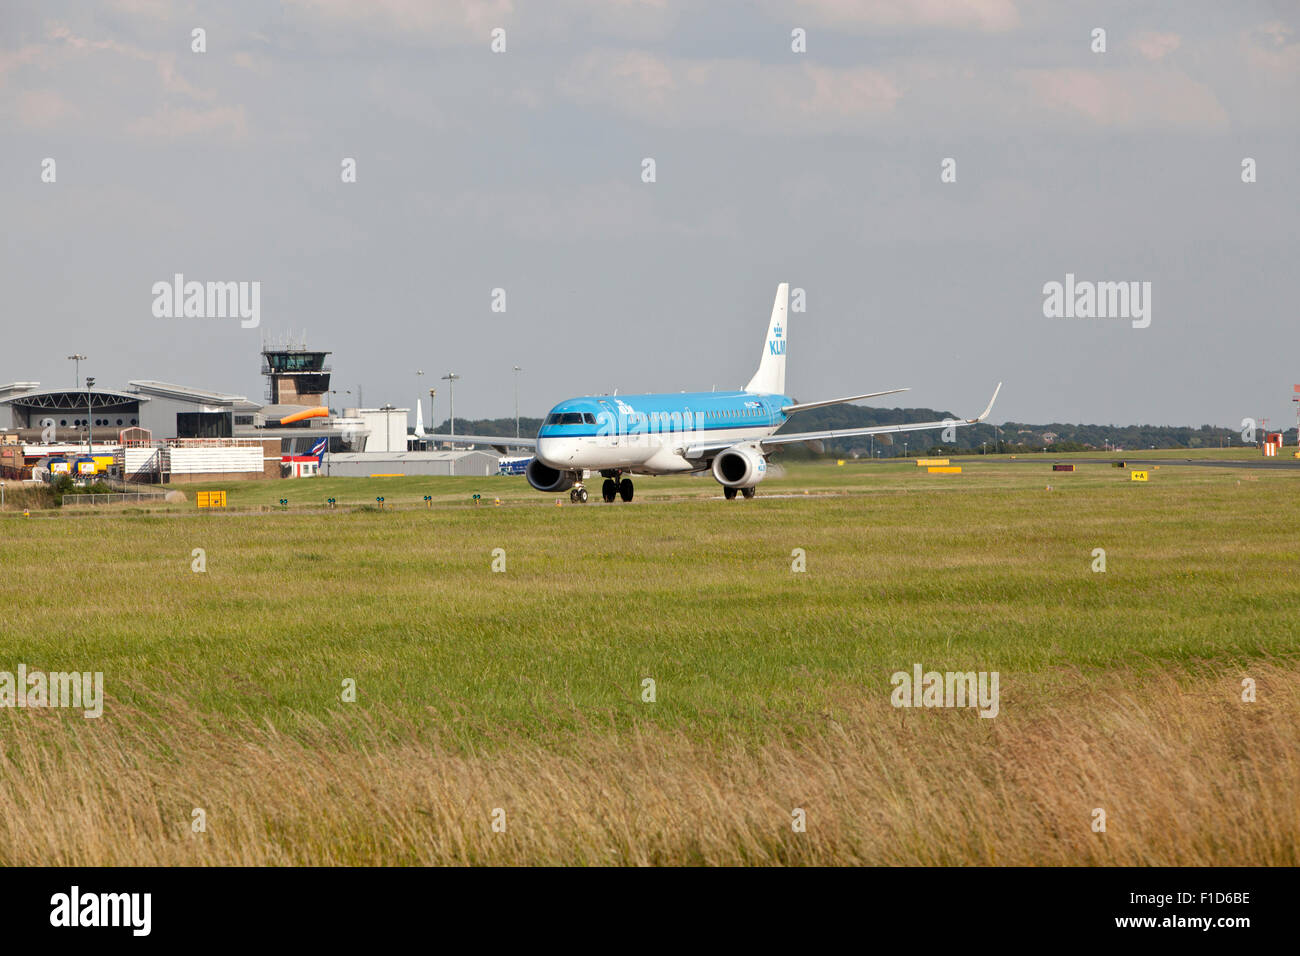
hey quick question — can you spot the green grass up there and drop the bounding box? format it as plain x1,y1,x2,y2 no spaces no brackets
2,458,1296,746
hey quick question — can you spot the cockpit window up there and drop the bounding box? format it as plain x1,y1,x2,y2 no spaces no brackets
546,412,587,425
583,413,597,425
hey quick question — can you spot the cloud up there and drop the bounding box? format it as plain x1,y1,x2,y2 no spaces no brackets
783,0,1019,33
44,22,213,100
1243,21,1300,77
1017,68,1228,130
418,181,740,241
285,0,678,44
1133,31,1181,61
283,0,514,44
128,104,249,140
7,89,80,128
0,44,49,87
559,50,900,132
108,0,177,14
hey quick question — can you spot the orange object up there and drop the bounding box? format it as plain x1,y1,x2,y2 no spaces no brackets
279,406,329,425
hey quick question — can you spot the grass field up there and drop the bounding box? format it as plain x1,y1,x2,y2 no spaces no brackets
1,458,1297,864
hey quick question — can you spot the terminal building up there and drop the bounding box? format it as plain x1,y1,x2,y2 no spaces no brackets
0,340,514,483
0,340,365,481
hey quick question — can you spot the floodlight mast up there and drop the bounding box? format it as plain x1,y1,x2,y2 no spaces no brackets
441,373,460,440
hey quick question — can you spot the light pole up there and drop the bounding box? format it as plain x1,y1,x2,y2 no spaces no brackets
330,389,351,415
356,384,364,409
429,388,437,437
513,366,522,438
68,354,87,387
85,376,95,457
441,372,460,440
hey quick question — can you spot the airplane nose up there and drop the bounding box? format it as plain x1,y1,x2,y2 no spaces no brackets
536,437,566,465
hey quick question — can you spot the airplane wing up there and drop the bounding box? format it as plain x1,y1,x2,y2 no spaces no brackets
424,433,537,453
781,388,908,414
684,383,1001,459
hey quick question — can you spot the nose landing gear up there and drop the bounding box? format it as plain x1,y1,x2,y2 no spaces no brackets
569,485,588,503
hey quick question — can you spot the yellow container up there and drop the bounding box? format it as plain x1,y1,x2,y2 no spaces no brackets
927,466,962,474
916,458,950,467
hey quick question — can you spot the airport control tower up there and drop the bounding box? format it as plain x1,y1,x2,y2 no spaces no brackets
261,340,332,405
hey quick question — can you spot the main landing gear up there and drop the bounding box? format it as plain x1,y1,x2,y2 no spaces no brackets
722,487,757,500
600,472,634,503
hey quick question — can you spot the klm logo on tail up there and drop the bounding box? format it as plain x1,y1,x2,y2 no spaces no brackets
769,322,785,356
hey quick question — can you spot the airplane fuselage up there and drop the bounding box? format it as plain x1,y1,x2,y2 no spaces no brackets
535,390,793,474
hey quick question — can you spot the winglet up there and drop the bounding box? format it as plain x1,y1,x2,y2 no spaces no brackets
969,382,1002,423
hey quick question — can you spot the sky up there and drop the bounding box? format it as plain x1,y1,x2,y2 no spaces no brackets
2,0,1298,431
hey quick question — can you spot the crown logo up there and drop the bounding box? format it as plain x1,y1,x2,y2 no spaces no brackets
773,323,783,338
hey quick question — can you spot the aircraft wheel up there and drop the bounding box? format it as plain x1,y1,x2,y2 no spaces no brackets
723,487,738,500
618,478,634,502
576,486,588,503
602,479,616,503
741,487,756,499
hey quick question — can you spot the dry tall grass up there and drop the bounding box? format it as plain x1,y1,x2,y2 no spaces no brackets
0,663,1295,865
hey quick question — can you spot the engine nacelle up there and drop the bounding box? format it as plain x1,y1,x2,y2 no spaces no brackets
711,444,768,488
526,458,577,493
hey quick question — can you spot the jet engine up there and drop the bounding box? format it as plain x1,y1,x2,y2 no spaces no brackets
526,459,577,493
711,444,768,488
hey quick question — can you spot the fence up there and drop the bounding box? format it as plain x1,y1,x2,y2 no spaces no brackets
60,491,171,508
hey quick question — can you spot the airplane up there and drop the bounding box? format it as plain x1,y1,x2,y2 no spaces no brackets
426,283,1001,503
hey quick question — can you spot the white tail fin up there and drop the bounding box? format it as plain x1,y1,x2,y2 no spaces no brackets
414,396,426,437
744,282,788,395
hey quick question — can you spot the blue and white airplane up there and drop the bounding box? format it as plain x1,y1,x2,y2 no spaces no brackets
431,284,1001,503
